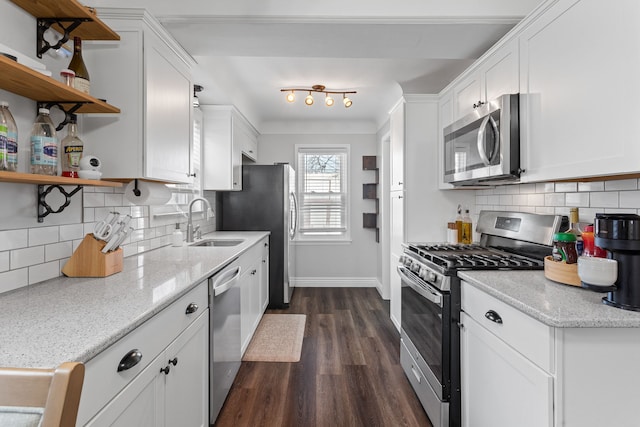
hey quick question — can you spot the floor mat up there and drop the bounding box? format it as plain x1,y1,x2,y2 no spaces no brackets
242,314,306,362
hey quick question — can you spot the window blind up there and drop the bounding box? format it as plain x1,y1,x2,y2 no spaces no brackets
297,147,348,235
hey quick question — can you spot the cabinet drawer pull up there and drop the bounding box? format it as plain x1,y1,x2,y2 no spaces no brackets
485,310,503,324
160,365,171,375
185,303,198,315
117,349,142,372
251,269,257,275
169,357,178,366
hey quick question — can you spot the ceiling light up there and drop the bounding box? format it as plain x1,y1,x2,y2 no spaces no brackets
280,84,356,109
305,92,314,106
286,91,295,103
325,93,334,107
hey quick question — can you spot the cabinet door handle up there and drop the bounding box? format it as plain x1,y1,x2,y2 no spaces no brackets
185,303,198,315
187,172,197,177
168,357,178,366
251,269,257,275
160,365,171,375
117,349,143,372
485,310,503,324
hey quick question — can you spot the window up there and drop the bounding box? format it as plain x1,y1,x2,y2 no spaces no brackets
296,145,349,240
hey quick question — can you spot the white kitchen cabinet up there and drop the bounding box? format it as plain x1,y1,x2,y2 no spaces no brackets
451,38,519,122
201,105,259,191
240,236,269,354
86,313,208,427
78,282,209,426
389,100,405,192
518,0,640,182
389,191,404,332
82,9,195,183
260,238,270,312
460,312,553,427
461,280,640,427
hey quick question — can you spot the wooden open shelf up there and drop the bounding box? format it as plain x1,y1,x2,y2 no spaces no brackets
0,56,119,114
9,0,120,41
0,171,122,188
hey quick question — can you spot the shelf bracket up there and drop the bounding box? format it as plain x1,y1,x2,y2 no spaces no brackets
37,102,85,131
37,17,92,58
38,184,82,223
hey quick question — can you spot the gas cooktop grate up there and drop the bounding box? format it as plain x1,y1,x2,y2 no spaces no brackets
407,243,545,270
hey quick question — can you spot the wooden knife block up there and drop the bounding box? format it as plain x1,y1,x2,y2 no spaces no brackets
62,234,123,277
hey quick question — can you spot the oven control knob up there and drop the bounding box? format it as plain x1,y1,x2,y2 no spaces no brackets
425,271,437,282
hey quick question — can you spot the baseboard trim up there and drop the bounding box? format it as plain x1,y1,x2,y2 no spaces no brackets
292,277,380,288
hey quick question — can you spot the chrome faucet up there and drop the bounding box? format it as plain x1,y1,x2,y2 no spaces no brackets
186,197,212,243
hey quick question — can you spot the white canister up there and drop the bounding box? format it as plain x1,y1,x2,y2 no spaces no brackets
171,223,183,247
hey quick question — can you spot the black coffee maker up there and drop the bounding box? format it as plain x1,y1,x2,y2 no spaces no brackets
595,213,640,311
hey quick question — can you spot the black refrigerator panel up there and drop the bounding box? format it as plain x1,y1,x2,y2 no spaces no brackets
217,164,295,309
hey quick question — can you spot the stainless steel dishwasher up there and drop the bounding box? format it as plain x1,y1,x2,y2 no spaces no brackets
209,258,242,424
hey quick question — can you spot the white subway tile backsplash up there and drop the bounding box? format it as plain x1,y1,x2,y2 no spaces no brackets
536,183,555,193
83,208,95,222
505,185,520,195
488,195,500,205
0,268,28,294
580,208,600,223
476,195,488,205
578,181,605,192
59,224,84,241
554,182,577,193
590,192,619,208
83,193,105,207
527,194,545,206
620,191,640,209
544,193,565,206
513,195,528,205
29,261,61,285
11,246,44,269
565,192,590,207
519,183,536,194
45,241,73,262
0,230,28,251
0,252,9,272
604,208,637,214
605,179,638,191
104,193,124,206
499,195,513,205
535,206,555,214
28,226,59,246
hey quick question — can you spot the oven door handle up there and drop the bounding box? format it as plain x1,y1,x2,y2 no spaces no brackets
397,266,443,308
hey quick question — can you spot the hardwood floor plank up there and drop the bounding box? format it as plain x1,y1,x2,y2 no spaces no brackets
213,287,432,427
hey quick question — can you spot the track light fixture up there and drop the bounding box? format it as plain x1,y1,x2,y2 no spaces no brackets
281,84,356,108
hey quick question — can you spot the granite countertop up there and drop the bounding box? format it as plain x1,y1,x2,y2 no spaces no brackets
459,270,640,328
0,231,269,369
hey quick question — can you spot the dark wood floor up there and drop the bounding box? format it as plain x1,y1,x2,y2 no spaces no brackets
214,287,432,427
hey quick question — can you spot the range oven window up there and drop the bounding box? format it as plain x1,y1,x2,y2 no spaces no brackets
400,269,451,397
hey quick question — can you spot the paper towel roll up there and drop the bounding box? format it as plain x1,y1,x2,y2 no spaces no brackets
124,180,172,205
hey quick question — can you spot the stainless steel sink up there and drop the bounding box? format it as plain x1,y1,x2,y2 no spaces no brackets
189,239,245,247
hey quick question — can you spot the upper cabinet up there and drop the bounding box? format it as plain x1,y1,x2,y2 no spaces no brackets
201,105,259,191
389,100,405,192
81,9,195,183
519,0,640,182
451,38,519,123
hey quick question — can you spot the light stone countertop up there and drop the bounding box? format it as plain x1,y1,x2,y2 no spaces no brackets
0,231,269,369
459,270,640,328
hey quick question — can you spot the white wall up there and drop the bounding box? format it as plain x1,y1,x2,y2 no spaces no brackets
258,133,379,287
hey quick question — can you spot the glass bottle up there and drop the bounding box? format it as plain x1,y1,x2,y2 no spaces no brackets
61,114,83,178
455,204,463,244
461,207,473,244
30,108,58,176
68,36,90,94
0,101,18,172
567,207,583,255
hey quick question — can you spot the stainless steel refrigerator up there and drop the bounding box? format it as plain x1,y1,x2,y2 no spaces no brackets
216,163,297,308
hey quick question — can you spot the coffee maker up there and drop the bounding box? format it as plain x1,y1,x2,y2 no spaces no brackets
595,213,640,311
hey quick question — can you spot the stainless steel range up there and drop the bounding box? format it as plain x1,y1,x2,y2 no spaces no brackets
398,211,567,427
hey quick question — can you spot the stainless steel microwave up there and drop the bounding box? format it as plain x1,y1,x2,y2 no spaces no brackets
443,94,520,186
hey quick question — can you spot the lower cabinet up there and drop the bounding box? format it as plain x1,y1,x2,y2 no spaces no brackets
86,313,208,427
460,312,553,427
240,236,269,354
461,280,640,427
78,282,209,426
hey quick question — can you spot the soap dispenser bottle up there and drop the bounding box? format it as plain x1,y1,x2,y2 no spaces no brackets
172,223,183,247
